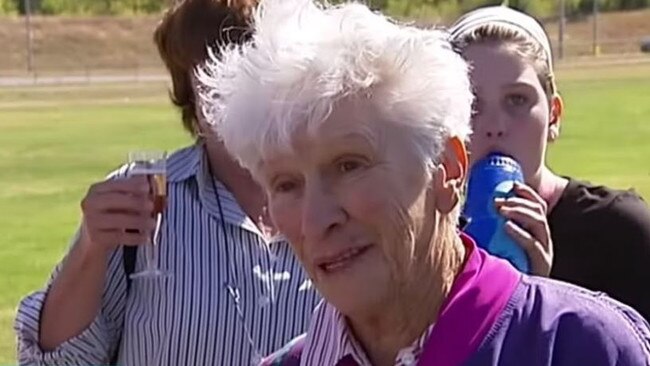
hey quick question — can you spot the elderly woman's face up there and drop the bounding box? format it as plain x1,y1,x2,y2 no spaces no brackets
259,100,440,315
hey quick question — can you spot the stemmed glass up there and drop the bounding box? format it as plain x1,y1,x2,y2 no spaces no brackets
127,150,170,279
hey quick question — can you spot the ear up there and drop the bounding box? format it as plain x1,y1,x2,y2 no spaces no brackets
548,94,564,143
431,136,468,214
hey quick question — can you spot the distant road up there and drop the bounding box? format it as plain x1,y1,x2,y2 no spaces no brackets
0,73,168,87
1,55,648,87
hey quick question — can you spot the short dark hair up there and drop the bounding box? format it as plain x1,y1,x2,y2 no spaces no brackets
154,0,257,135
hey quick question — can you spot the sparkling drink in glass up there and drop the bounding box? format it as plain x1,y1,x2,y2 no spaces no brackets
127,150,170,279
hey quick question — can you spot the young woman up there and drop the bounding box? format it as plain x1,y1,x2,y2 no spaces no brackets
450,6,650,321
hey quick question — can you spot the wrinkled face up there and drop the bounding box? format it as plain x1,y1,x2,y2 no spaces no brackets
258,99,440,316
463,42,553,185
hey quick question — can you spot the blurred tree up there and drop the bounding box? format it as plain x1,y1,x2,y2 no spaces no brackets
16,0,43,14
4,0,647,17
0,0,17,13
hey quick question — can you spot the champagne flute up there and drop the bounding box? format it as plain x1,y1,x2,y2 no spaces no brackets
128,150,170,279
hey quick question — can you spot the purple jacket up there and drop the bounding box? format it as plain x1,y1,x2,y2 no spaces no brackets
263,235,650,366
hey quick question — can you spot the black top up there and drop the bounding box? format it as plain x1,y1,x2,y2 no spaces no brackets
549,178,650,321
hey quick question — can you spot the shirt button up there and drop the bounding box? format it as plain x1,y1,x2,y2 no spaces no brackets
258,295,270,307
401,352,416,365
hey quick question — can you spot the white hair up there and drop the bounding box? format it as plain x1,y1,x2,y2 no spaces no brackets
197,0,473,176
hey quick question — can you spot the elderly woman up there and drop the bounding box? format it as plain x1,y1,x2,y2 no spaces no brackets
198,0,650,365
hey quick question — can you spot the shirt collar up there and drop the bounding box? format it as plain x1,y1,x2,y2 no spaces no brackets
166,143,268,237
418,233,521,366
166,143,202,183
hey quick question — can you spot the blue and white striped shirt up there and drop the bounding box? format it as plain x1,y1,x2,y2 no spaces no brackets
15,143,322,365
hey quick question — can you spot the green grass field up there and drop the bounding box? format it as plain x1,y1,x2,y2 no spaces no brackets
0,63,649,364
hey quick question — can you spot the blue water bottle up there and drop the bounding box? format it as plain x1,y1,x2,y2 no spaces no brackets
462,153,530,273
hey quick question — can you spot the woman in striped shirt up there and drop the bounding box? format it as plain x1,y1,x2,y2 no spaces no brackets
198,0,650,365
14,0,321,365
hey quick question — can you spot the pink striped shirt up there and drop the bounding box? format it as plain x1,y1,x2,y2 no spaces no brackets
299,301,434,365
